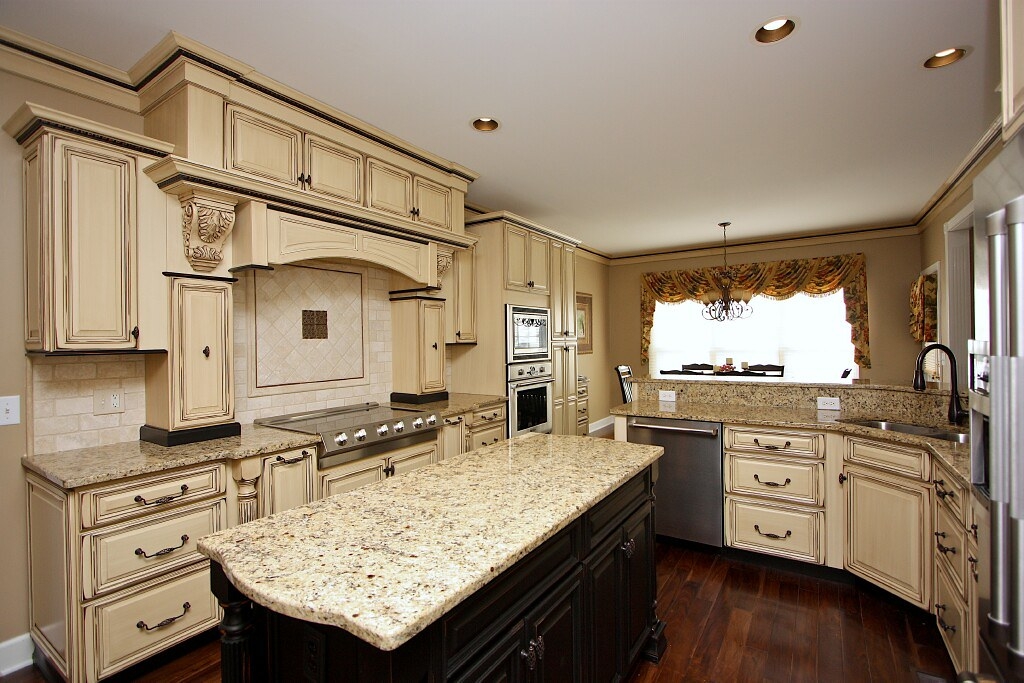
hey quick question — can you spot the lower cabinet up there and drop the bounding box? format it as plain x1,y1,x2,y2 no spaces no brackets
230,447,315,524
26,464,226,683
465,403,507,451
843,461,931,609
317,438,438,498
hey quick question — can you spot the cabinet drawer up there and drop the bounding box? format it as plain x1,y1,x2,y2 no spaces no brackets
86,563,220,680
934,563,969,673
845,437,929,480
725,454,823,506
577,384,589,399
725,497,824,564
468,404,505,426
467,423,505,450
934,502,968,600
80,463,226,529
933,461,968,526
83,499,225,599
725,427,823,458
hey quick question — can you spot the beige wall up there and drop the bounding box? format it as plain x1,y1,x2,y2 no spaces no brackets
0,71,144,642
606,232,925,391
573,251,611,425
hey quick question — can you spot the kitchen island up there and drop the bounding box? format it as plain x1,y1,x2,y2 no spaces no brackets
198,434,666,681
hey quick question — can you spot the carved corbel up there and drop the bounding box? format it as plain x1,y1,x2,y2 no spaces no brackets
180,191,237,272
231,458,263,525
436,249,454,285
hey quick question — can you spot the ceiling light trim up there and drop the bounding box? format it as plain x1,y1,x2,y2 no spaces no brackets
754,17,798,44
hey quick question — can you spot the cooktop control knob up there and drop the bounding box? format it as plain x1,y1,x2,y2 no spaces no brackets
426,414,437,425
355,428,367,442
413,417,424,429
334,433,348,446
377,424,389,436
394,421,405,433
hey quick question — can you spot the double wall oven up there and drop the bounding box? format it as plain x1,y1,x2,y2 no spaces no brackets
506,305,554,437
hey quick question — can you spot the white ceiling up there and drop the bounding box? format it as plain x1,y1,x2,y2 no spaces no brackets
0,0,1002,256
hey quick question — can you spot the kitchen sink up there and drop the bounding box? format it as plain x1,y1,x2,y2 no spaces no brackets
838,419,970,444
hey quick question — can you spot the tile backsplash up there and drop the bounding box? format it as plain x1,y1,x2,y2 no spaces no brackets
31,263,399,455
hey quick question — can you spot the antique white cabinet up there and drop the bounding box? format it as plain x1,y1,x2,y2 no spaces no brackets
317,438,438,498
550,240,577,341
391,295,446,400
504,223,551,293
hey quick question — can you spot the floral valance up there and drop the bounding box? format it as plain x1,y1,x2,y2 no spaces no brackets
640,252,871,368
908,273,937,343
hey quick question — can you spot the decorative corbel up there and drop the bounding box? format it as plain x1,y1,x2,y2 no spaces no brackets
436,249,454,285
180,191,237,272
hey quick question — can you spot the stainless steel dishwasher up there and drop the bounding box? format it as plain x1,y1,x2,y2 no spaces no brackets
626,416,723,546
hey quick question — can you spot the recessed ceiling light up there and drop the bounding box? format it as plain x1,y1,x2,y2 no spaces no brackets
924,47,967,68
754,17,796,44
472,117,499,132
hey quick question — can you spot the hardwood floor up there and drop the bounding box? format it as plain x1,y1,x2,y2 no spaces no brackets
3,542,954,683
629,540,956,683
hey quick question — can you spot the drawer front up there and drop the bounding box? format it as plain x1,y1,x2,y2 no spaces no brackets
577,384,589,399
468,404,505,427
934,563,969,673
725,427,823,458
726,454,823,505
934,502,968,600
80,463,226,529
845,437,928,480
87,563,220,680
467,423,505,450
933,461,967,526
84,499,225,599
726,497,824,564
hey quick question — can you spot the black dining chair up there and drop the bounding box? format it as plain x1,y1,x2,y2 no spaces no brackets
614,365,634,403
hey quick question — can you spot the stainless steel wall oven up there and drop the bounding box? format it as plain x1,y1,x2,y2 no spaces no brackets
507,362,553,437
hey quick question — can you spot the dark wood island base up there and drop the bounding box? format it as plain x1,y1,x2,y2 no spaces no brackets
209,468,666,682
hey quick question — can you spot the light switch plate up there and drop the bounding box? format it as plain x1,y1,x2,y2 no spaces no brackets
0,395,20,425
816,396,841,410
658,390,676,402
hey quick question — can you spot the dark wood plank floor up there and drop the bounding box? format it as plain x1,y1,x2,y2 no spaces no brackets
3,542,954,683
629,540,956,683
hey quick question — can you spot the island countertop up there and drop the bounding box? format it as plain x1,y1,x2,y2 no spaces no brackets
197,434,663,652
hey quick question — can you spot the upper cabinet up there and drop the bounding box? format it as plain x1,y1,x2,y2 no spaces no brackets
3,104,174,352
367,158,453,230
550,241,577,341
1004,0,1024,140
504,223,551,293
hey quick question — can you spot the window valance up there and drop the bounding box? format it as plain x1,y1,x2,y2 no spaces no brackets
640,252,871,368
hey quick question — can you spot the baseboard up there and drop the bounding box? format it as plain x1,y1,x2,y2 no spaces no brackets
588,415,614,433
0,633,34,675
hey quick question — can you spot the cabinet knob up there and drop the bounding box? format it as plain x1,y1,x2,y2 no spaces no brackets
432,342,438,350
527,280,534,288
520,643,537,671
131,326,140,341
455,330,461,338
838,473,847,485
202,346,210,358
410,207,420,217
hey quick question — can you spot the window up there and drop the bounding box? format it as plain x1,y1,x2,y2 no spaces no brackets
649,290,858,382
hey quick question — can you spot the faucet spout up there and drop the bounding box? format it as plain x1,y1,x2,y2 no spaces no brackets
913,343,968,425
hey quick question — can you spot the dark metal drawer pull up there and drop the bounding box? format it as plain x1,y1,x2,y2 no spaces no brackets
934,604,957,633
936,539,957,555
135,534,189,559
754,438,790,450
534,635,545,660
202,345,210,358
520,642,537,670
276,451,309,465
754,524,792,540
135,484,188,506
934,480,955,500
969,554,979,581
137,602,190,631
754,474,791,488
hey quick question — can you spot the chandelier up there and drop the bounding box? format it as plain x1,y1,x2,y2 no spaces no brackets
700,222,753,321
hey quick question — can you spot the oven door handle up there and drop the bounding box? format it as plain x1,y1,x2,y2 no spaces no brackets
510,378,554,390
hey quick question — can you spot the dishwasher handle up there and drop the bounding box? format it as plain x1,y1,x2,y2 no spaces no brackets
629,423,719,438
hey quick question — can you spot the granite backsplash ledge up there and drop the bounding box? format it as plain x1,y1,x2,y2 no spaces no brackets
632,379,962,425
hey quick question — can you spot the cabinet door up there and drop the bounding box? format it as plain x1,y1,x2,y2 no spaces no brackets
225,105,301,186
170,279,233,430
412,176,451,230
259,448,314,517
561,246,576,338
844,464,931,608
455,245,477,343
550,241,566,339
440,417,466,461
55,138,138,349
587,531,621,681
449,621,526,683
421,299,446,393
367,158,413,218
621,503,655,665
505,224,530,290
389,440,438,477
305,135,362,204
528,233,551,293
319,458,386,499
528,569,585,683
561,344,579,435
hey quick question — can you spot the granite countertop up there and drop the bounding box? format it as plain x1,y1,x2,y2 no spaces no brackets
22,394,508,490
197,434,663,652
610,400,971,484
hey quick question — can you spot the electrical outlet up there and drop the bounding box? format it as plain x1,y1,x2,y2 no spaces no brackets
658,390,676,402
94,390,125,415
0,395,20,425
816,396,841,411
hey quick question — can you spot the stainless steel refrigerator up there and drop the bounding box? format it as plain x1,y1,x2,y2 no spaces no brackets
969,135,1024,682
